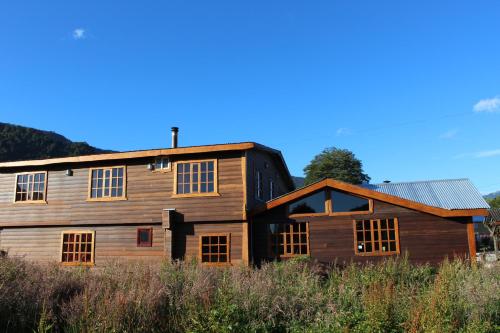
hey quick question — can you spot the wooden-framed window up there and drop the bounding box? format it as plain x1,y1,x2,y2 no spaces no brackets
199,234,230,265
14,172,47,203
88,166,126,201
353,218,400,256
271,222,309,258
154,156,171,171
288,191,327,215
61,231,95,265
256,170,264,201
174,160,217,196
287,190,372,217
137,228,153,247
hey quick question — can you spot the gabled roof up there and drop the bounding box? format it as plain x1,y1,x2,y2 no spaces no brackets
0,141,295,191
363,179,490,210
257,178,489,218
0,142,257,168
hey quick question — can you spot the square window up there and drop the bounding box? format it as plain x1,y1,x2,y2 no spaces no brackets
137,228,153,247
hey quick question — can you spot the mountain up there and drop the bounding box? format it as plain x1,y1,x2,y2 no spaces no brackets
0,123,111,163
484,191,500,200
292,176,305,189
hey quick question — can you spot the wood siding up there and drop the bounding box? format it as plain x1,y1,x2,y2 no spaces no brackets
252,200,472,265
173,222,243,265
246,150,290,211
0,152,245,227
0,224,164,265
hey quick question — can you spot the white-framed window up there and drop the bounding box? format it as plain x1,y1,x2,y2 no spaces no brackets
154,156,171,171
269,178,275,200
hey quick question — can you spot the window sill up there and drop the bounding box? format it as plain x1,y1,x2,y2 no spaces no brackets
86,197,128,202
60,262,95,267
13,200,48,205
288,211,373,218
172,192,221,198
354,251,399,257
152,169,171,173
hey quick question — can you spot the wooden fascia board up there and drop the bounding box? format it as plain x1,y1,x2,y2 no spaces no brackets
259,179,488,218
0,143,257,168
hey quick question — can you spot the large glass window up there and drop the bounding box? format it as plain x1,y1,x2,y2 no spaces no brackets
288,191,326,214
354,218,399,255
271,222,309,258
200,234,230,264
15,172,46,202
89,167,125,199
331,190,370,213
176,160,216,195
61,231,94,265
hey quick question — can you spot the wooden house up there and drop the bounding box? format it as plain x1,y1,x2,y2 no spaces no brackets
0,128,294,266
250,178,489,265
0,129,490,266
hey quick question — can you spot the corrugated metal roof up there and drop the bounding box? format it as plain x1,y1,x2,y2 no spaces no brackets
488,208,500,221
363,179,490,210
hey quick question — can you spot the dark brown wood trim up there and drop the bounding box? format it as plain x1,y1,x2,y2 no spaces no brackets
467,222,476,260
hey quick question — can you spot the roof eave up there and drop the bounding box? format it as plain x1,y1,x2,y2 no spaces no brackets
251,179,488,218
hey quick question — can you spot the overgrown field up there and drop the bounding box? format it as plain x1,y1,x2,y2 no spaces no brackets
0,256,498,333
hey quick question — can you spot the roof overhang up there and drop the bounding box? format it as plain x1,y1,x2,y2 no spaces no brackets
251,179,489,218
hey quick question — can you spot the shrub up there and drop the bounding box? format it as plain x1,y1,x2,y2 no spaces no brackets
0,256,498,333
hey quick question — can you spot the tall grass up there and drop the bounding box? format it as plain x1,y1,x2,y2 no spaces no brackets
0,256,498,332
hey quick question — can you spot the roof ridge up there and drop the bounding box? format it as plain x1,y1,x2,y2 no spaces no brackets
369,178,470,186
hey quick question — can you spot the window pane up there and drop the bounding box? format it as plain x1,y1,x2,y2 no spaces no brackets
381,219,387,229
288,191,326,214
331,190,370,212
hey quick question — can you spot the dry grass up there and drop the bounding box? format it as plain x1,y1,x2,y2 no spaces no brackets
0,256,498,332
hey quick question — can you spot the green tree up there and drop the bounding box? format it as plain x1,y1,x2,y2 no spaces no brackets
303,147,370,185
487,196,500,209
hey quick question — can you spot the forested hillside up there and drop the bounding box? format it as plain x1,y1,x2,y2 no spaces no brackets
0,123,109,162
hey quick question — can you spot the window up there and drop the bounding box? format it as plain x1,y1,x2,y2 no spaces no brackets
61,231,94,265
176,160,216,195
288,191,326,215
137,228,153,247
271,222,309,258
15,172,47,202
269,178,275,200
331,190,370,213
256,170,264,200
89,167,126,200
354,218,399,255
154,156,170,171
200,234,230,264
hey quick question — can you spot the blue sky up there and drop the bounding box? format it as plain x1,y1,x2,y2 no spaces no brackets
1,1,499,193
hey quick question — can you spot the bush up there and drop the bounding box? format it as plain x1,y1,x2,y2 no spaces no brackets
0,256,498,333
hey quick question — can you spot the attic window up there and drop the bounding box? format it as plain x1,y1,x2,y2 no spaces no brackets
154,157,170,171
